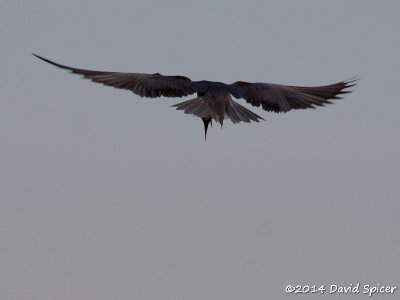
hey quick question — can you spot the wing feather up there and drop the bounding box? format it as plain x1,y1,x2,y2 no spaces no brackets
33,54,196,98
229,78,357,112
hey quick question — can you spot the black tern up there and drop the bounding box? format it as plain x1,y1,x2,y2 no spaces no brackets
33,54,356,140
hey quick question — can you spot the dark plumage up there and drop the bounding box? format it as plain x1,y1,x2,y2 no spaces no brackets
33,54,356,140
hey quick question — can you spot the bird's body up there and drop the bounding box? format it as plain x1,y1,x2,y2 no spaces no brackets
33,54,356,140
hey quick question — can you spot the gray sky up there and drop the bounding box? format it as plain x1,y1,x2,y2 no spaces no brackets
1,1,399,299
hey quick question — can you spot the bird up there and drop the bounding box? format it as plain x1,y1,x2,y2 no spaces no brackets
33,53,356,140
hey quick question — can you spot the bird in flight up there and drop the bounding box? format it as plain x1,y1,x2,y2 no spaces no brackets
33,54,356,140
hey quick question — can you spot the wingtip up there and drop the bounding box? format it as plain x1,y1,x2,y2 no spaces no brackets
32,53,51,64
340,77,359,94
344,76,360,86
32,53,43,60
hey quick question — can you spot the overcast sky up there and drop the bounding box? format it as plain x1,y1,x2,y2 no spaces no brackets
1,1,399,299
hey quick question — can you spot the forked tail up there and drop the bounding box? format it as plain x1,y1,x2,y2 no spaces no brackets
172,94,264,140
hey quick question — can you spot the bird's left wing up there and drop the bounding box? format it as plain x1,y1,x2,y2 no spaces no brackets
33,54,197,98
229,78,357,113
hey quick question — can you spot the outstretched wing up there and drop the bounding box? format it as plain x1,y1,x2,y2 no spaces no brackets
229,78,357,113
33,54,197,98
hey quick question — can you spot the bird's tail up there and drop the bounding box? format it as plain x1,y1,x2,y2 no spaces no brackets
172,95,264,139
226,98,265,124
172,96,264,124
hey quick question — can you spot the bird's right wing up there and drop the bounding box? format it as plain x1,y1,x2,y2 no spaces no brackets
33,54,197,98
229,78,357,113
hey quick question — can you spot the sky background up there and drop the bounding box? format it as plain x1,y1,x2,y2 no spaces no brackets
1,1,399,299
